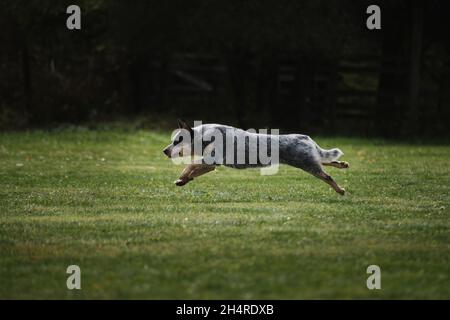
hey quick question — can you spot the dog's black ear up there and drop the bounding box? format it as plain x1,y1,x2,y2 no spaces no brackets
177,119,193,135
177,119,186,129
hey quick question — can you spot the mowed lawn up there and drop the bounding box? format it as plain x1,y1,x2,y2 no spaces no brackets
0,128,449,299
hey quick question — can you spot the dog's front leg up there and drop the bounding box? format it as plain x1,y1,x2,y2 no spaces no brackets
175,164,216,186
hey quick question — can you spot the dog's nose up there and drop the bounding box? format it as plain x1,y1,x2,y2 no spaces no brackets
163,148,170,157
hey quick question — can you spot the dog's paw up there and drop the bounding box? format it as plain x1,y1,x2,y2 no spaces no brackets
174,179,186,186
174,178,191,186
341,161,349,169
337,188,346,195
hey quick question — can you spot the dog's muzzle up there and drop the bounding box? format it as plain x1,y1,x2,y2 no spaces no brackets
163,147,172,158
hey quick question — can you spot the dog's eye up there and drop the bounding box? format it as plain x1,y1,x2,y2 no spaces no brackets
173,136,183,146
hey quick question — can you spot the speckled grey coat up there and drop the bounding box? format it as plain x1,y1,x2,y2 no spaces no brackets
188,123,343,175
163,121,348,195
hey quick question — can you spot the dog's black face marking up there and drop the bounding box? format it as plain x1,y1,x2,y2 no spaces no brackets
173,135,183,146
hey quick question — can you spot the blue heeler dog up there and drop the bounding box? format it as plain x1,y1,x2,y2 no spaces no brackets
163,120,349,195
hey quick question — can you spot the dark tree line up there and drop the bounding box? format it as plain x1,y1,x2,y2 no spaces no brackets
0,0,449,138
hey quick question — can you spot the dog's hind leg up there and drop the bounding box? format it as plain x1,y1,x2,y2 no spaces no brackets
287,158,346,195
175,164,216,186
322,161,349,169
312,170,346,195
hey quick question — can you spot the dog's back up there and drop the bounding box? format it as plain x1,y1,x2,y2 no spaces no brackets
194,123,276,168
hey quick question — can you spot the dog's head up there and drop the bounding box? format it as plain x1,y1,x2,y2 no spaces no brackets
163,119,194,159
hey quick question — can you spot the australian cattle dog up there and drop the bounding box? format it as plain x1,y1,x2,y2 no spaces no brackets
163,120,349,195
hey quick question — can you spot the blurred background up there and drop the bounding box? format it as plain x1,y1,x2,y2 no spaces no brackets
0,0,449,138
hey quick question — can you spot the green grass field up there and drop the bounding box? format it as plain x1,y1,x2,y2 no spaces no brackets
0,128,449,299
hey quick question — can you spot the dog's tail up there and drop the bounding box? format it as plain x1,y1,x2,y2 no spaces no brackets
317,147,344,163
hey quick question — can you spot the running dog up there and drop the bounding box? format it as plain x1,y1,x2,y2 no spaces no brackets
163,120,349,195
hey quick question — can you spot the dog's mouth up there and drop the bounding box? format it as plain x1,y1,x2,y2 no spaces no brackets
163,148,185,158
